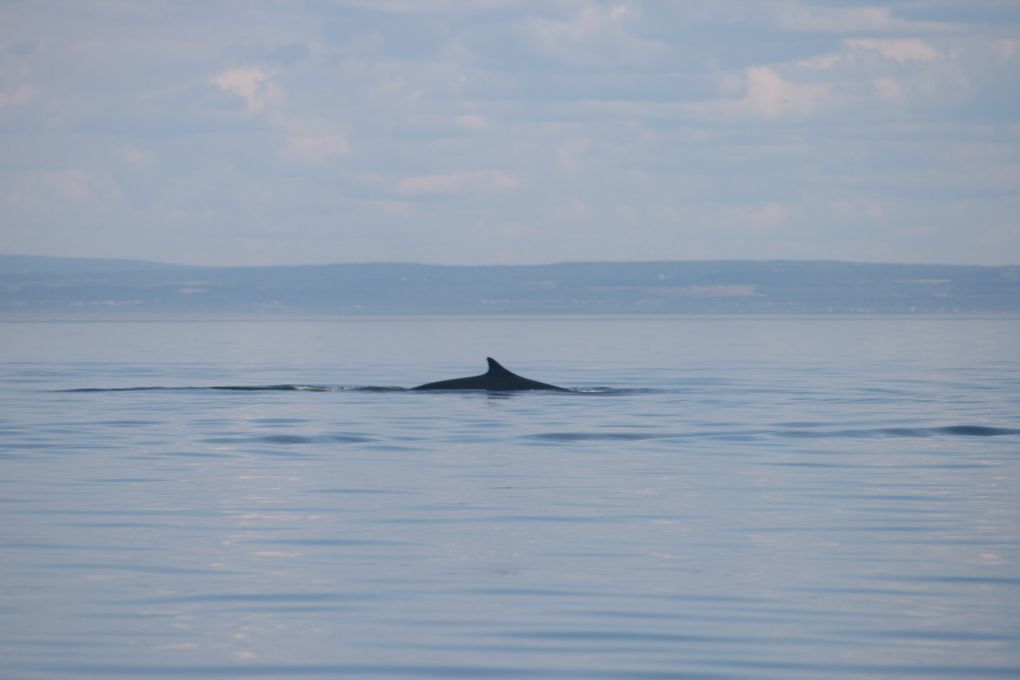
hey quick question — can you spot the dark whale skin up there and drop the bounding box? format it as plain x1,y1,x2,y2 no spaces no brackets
413,357,568,392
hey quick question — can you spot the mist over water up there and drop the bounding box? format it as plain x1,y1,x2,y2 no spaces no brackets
2,317,1018,679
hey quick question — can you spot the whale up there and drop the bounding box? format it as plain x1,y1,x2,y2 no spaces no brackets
413,357,568,392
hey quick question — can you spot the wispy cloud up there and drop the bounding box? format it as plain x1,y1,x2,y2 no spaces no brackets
322,0,517,13
398,170,521,195
3,169,120,207
284,132,351,163
213,67,285,113
687,66,831,121
213,67,349,163
776,5,895,32
522,4,668,66
0,83,35,109
1,0,1018,265
844,39,940,64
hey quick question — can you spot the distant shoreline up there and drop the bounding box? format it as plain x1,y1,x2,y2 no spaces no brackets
2,253,1018,269
3,256,1018,315
4,313,1020,323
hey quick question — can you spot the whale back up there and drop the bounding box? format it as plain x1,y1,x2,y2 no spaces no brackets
412,357,567,392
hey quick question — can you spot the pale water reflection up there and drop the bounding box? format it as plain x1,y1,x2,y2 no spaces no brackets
1,317,1018,678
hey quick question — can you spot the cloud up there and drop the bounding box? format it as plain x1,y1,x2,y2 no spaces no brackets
48,170,98,201
213,67,284,112
453,114,488,130
796,52,843,71
118,146,151,167
284,131,351,163
3,0,1018,266
3,169,120,206
322,0,515,13
398,170,521,195
759,35,962,112
728,66,831,120
800,38,941,74
556,138,591,174
213,68,348,163
0,84,35,109
729,202,792,231
844,39,940,64
774,4,913,33
553,198,590,221
994,39,1019,60
873,76,906,105
370,200,411,217
523,3,668,66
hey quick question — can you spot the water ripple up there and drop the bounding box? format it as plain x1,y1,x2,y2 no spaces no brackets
524,424,1020,443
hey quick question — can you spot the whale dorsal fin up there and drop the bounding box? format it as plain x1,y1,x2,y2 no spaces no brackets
413,357,566,391
486,357,512,375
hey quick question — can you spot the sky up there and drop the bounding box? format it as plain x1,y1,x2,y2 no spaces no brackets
1,1,1019,266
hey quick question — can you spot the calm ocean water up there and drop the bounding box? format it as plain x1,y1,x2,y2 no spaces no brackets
1,317,1018,679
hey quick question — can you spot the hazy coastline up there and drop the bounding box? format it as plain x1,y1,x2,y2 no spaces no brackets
4,255,1018,316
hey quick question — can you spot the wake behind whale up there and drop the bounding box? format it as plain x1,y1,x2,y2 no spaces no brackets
62,358,569,394
55,357,1020,439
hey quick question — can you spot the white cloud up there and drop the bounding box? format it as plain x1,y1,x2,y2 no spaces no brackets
3,0,1018,266
322,0,515,12
284,132,351,163
797,52,842,71
398,170,521,195
844,38,940,64
371,200,411,217
453,114,488,130
873,76,906,105
553,198,590,221
0,84,36,109
748,35,961,113
730,202,792,231
213,67,285,112
777,4,895,32
731,66,830,120
994,39,1019,60
523,3,667,65
213,68,349,163
45,170,99,202
556,137,591,174
118,146,151,167
831,199,886,222
3,169,120,206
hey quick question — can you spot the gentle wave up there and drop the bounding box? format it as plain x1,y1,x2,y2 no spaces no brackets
60,385,407,393
202,433,374,445
797,425,1020,438
59,385,685,396
525,425,1020,443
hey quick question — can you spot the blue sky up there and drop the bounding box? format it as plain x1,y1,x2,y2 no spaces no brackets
1,1,1018,265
